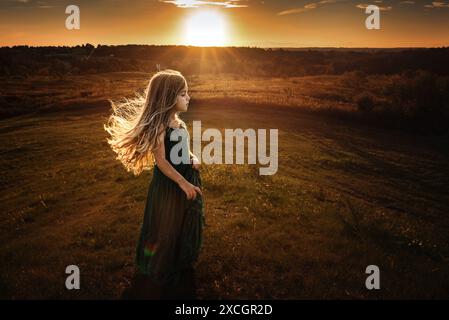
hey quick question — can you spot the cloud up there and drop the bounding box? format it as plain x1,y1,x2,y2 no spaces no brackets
424,1,449,8
0,0,57,9
356,3,392,11
277,0,337,16
160,0,248,8
399,1,415,4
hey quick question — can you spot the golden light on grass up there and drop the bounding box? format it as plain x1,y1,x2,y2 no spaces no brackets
183,10,227,47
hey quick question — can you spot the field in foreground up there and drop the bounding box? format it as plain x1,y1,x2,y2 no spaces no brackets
1,94,449,299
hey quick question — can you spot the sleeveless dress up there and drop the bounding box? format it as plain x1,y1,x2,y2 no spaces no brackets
135,124,205,288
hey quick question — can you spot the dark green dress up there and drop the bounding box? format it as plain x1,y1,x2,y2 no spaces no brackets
135,124,205,287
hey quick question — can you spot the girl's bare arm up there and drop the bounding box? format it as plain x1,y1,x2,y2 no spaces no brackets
153,129,202,200
189,150,200,170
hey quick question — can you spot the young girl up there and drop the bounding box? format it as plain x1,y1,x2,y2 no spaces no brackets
104,69,204,299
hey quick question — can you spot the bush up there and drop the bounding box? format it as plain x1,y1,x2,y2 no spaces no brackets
355,92,376,112
380,71,449,134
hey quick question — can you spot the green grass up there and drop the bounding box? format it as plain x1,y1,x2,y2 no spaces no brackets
1,74,449,299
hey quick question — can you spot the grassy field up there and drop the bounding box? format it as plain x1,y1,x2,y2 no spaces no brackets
1,73,449,299
0,72,369,118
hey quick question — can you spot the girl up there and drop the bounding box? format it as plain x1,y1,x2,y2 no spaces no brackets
104,69,204,299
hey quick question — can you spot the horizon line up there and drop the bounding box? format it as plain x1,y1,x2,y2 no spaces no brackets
1,43,449,50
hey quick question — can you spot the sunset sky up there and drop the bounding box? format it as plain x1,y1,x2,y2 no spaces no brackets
0,0,448,47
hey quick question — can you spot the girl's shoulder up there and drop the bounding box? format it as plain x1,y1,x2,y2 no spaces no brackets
166,121,186,131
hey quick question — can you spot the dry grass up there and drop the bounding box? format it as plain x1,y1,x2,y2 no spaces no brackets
1,72,360,118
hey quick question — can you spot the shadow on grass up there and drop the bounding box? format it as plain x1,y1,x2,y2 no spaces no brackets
121,268,197,300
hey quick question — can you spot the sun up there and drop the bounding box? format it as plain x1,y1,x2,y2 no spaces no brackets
184,10,227,47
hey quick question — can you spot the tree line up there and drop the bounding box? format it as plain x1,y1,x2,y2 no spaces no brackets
1,45,448,78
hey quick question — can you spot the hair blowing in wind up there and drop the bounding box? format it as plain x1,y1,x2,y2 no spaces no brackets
103,70,187,176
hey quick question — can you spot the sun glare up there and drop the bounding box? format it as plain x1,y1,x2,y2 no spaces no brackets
184,10,227,47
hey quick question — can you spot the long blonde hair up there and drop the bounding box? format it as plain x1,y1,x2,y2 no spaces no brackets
104,69,187,176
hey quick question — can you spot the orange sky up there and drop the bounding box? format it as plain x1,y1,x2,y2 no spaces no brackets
0,0,448,47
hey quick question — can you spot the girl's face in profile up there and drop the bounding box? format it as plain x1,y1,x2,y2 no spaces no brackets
175,86,190,113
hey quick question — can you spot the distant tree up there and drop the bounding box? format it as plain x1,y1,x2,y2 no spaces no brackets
355,92,376,112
